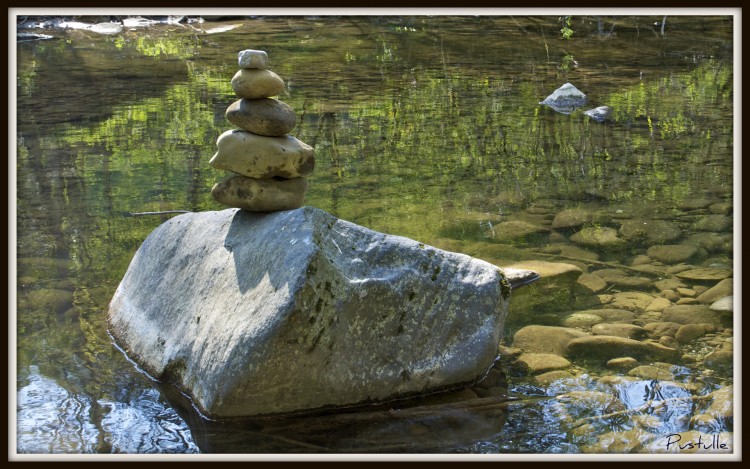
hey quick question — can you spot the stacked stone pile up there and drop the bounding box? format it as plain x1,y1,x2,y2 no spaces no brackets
210,49,314,212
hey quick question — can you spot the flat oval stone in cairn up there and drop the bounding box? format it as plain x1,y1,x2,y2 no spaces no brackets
238,49,268,69
211,176,308,212
209,129,314,179
231,69,285,99
225,98,296,137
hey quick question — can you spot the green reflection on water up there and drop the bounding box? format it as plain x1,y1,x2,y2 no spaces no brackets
15,15,733,454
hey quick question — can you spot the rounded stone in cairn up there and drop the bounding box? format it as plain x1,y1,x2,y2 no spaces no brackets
225,98,296,137
232,69,285,99
211,176,308,212
210,129,314,179
238,49,268,69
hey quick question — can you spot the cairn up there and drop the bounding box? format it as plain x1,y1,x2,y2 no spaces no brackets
210,49,314,212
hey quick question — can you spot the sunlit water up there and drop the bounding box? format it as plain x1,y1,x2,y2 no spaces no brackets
14,14,735,456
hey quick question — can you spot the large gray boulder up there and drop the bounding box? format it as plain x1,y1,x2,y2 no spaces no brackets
108,207,534,418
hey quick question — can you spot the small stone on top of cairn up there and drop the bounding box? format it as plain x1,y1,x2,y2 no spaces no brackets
238,49,268,68
209,49,314,212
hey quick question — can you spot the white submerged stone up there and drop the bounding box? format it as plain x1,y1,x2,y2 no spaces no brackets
108,207,515,417
238,49,268,69
209,129,314,179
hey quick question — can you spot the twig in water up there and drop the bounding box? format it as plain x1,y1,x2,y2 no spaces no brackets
508,16,531,35
129,210,192,217
529,249,662,276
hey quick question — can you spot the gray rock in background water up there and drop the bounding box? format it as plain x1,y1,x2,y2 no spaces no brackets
539,82,588,114
584,105,613,123
108,207,531,418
